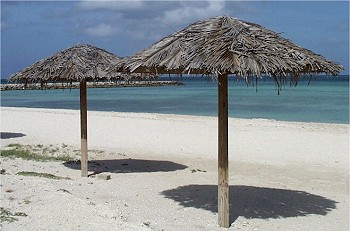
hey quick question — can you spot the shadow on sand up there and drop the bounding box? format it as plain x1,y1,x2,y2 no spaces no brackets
161,185,337,223
63,158,187,173
0,132,26,139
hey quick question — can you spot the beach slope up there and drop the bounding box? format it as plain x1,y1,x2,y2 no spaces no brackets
1,107,348,230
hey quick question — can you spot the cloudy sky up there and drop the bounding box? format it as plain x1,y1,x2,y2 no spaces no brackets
1,0,349,78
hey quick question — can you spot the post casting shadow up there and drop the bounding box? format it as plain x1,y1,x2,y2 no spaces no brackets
0,132,26,139
161,185,337,223
63,158,187,173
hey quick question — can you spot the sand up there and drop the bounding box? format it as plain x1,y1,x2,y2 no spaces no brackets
0,107,349,230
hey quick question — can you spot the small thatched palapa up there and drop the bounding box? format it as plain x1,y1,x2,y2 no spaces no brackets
9,44,146,84
8,44,151,177
115,15,344,228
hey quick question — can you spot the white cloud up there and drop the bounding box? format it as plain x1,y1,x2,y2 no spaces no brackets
84,23,118,37
159,1,226,26
77,0,229,40
76,0,230,40
78,0,144,11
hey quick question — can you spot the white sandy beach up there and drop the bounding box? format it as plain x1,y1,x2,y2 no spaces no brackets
0,107,349,230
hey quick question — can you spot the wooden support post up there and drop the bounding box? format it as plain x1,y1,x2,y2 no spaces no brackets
80,79,88,177
218,73,229,228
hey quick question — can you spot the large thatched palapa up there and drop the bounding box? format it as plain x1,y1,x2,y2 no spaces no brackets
8,44,150,177
114,16,344,227
118,16,343,77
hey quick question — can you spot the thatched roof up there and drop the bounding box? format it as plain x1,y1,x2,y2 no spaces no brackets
9,44,149,83
115,16,344,78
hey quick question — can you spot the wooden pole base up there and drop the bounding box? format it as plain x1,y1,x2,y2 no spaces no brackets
81,138,88,177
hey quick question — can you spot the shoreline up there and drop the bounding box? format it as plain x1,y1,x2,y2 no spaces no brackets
1,106,349,230
1,106,348,125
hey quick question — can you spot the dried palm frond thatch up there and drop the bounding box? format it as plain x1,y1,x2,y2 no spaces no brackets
116,16,343,80
9,44,152,84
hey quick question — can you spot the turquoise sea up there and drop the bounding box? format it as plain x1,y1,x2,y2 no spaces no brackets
1,75,349,124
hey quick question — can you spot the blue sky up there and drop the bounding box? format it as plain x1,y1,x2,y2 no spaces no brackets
1,1,349,78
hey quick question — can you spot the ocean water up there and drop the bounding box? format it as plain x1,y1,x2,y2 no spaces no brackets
1,76,349,124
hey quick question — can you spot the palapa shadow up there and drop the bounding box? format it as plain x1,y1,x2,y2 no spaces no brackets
0,132,26,139
161,185,337,223
63,158,187,173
